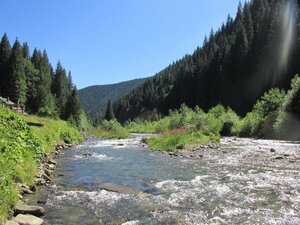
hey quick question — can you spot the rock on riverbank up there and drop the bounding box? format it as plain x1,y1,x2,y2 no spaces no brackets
172,137,300,170
3,143,76,225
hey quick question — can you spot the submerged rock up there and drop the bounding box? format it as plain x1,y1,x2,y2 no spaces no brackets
14,202,45,217
19,185,34,195
168,152,178,157
14,214,43,225
274,156,284,160
82,152,92,157
47,159,58,166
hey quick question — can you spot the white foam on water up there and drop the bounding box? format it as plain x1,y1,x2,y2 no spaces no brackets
213,184,231,196
208,216,226,225
167,192,199,207
122,220,139,225
73,153,117,161
221,207,251,217
52,190,128,207
93,138,143,149
155,175,206,190
184,211,208,225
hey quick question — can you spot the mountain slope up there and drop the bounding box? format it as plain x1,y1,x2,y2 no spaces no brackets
114,0,300,123
79,78,147,121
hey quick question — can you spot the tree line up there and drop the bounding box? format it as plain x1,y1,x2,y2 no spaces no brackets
113,0,300,123
0,33,82,126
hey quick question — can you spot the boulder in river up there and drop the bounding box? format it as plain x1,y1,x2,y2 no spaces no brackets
274,156,284,160
47,159,58,166
14,202,45,217
5,220,19,225
82,152,92,157
14,214,43,225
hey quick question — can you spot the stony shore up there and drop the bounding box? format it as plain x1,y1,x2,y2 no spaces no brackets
4,143,76,225
167,137,300,170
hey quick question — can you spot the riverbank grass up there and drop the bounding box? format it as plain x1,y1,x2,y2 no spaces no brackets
87,128,130,139
20,115,83,153
0,104,83,223
144,131,220,151
87,120,130,139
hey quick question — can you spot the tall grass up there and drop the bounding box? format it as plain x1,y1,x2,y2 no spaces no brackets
0,104,82,222
87,119,130,139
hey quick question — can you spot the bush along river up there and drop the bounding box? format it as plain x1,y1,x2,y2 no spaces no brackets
24,134,300,225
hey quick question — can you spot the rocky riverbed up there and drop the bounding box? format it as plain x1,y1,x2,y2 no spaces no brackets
9,136,300,225
173,137,300,170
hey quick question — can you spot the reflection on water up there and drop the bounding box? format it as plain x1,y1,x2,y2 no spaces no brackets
29,136,300,225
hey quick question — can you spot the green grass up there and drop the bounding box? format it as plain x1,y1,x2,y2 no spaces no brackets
86,127,130,139
125,118,170,134
0,104,83,223
20,114,83,153
88,119,130,139
144,131,220,152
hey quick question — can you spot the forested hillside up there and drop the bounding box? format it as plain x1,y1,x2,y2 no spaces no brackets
0,33,84,127
79,78,147,121
114,0,300,122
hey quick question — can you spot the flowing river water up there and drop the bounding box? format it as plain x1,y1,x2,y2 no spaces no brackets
27,134,300,224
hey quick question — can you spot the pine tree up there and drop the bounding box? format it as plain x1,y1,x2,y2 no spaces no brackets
52,61,71,119
30,49,57,116
9,39,27,107
65,86,81,126
0,33,11,97
104,100,115,121
22,42,30,59
244,3,254,46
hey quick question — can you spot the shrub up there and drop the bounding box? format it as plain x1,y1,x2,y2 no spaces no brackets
144,131,220,151
274,75,300,140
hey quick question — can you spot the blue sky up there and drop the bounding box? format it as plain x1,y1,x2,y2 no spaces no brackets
0,0,245,89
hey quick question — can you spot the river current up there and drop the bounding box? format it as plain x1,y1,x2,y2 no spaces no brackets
28,134,300,224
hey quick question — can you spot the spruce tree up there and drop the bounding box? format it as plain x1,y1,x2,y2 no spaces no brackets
65,87,81,126
30,49,57,116
104,100,115,121
9,39,27,107
52,61,70,119
0,33,11,97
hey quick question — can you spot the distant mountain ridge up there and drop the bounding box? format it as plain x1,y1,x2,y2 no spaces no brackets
79,78,147,121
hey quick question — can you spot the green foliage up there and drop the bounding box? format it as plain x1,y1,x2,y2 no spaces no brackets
125,118,169,133
0,34,82,128
9,39,27,107
78,109,92,131
253,88,286,118
30,49,57,117
0,105,40,221
0,33,11,98
125,104,240,138
144,131,220,152
240,88,286,138
0,105,83,221
239,112,263,137
87,120,130,139
274,75,300,140
104,100,115,121
60,131,73,144
65,88,82,127
220,108,240,136
114,0,298,123
21,114,83,153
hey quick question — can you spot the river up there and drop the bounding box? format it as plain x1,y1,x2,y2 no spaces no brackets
26,134,300,224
